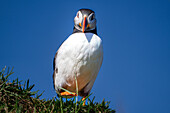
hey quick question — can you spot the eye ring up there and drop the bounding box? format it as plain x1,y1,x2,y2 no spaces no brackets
89,13,95,21
77,12,79,18
91,15,94,20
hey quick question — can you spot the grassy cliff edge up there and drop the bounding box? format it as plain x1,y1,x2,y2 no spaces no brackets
0,67,115,113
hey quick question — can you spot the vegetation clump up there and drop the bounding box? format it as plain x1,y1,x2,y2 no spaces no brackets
0,67,115,113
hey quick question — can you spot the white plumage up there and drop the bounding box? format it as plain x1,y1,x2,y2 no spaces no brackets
53,33,103,96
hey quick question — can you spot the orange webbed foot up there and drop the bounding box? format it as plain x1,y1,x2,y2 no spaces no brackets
60,91,77,96
82,97,86,106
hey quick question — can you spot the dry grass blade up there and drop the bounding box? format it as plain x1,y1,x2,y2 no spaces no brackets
75,73,78,113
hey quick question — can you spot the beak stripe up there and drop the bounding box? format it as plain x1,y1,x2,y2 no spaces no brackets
82,16,87,33
79,23,82,27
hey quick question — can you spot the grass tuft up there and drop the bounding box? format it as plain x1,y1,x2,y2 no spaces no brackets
0,67,115,113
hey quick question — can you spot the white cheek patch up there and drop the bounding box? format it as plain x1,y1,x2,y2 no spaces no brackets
74,11,83,25
87,13,95,23
87,13,96,30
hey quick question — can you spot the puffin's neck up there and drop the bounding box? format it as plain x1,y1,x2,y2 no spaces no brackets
73,27,97,35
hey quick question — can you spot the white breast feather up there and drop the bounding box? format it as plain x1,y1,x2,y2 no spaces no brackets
54,33,103,94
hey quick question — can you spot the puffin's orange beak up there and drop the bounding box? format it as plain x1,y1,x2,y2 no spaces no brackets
82,16,87,33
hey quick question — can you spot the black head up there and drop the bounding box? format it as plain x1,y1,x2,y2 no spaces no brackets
73,9,97,34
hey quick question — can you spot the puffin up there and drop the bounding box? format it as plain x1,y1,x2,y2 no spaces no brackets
53,8,103,104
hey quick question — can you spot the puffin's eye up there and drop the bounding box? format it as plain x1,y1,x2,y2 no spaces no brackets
91,15,94,20
77,12,79,18
89,13,95,21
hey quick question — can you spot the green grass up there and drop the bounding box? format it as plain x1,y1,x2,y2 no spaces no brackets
0,66,115,113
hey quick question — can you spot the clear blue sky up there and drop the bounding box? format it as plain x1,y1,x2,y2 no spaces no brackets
0,0,170,113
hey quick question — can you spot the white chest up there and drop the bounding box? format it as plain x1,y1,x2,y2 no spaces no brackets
58,33,102,71
55,33,103,91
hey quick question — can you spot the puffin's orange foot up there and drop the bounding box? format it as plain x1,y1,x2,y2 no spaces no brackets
82,97,86,106
60,91,77,96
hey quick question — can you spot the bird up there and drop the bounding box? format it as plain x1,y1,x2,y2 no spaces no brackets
53,8,103,104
